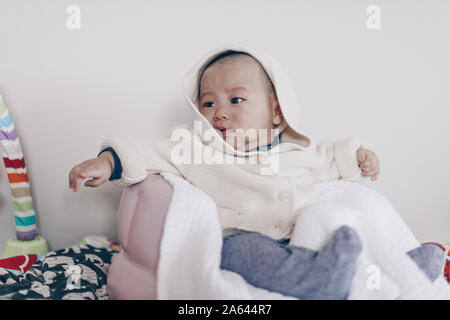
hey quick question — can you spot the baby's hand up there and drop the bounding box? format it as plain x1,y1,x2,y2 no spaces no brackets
68,151,114,192
356,148,380,181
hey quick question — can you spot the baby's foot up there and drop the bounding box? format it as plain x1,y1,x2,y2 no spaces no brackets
304,225,363,299
406,244,445,281
220,225,362,300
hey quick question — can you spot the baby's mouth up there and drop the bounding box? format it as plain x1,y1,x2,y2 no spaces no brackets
215,128,235,138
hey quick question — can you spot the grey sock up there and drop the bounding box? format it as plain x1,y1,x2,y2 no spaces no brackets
221,225,362,300
407,244,444,281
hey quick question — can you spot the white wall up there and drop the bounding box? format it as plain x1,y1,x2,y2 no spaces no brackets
0,0,449,252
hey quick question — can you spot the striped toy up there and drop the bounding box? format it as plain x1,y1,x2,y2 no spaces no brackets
0,94,37,241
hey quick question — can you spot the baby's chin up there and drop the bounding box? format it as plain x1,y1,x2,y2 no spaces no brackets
223,134,260,152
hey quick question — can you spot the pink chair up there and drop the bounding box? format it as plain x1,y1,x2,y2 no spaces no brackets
106,174,173,299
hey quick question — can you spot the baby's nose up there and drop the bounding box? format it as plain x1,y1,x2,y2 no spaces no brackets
213,108,230,121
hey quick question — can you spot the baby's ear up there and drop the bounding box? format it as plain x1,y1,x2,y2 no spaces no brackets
272,104,283,125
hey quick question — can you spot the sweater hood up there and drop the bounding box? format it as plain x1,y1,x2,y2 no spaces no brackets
181,44,312,157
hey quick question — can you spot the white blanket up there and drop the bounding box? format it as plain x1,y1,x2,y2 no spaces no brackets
156,172,450,300
157,172,296,299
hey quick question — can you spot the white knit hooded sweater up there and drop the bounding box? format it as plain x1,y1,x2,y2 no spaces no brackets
100,45,368,240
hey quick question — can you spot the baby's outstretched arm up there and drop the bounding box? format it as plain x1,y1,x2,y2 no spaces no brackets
356,148,380,181
68,151,114,192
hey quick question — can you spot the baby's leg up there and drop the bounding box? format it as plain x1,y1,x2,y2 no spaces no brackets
291,181,450,299
221,226,362,300
314,181,448,286
314,180,420,253
324,181,446,283
290,202,400,299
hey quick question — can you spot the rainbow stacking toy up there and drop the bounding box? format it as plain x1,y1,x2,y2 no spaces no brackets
0,94,48,258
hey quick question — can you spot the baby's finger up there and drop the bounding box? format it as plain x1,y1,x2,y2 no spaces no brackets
84,179,94,187
357,149,367,164
373,168,381,180
68,172,73,189
359,161,369,170
360,165,371,173
73,176,84,192
84,177,105,188
361,170,376,177
77,167,101,182
69,172,78,190
75,170,93,191
361,159,374,168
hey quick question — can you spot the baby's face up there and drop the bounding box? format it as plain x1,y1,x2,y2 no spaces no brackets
199,56,282,152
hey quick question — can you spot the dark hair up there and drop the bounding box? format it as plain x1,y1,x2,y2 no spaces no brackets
197,50,275,102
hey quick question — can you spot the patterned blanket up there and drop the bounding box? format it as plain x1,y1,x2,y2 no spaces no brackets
0,244,118,299
1,239,448,299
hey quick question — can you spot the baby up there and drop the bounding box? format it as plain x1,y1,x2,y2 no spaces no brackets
69,46,448,299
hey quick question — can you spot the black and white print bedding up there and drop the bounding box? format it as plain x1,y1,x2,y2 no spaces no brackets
0,244,118,300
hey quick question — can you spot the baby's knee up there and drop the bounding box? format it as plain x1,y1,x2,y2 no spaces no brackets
352,184,395,213
296,203,360,230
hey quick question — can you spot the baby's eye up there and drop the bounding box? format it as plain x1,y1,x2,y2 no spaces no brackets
230,97,243,104
203,102,215,108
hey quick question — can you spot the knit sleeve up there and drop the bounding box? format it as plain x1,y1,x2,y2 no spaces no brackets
314,137,369,182
99,136,183,187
